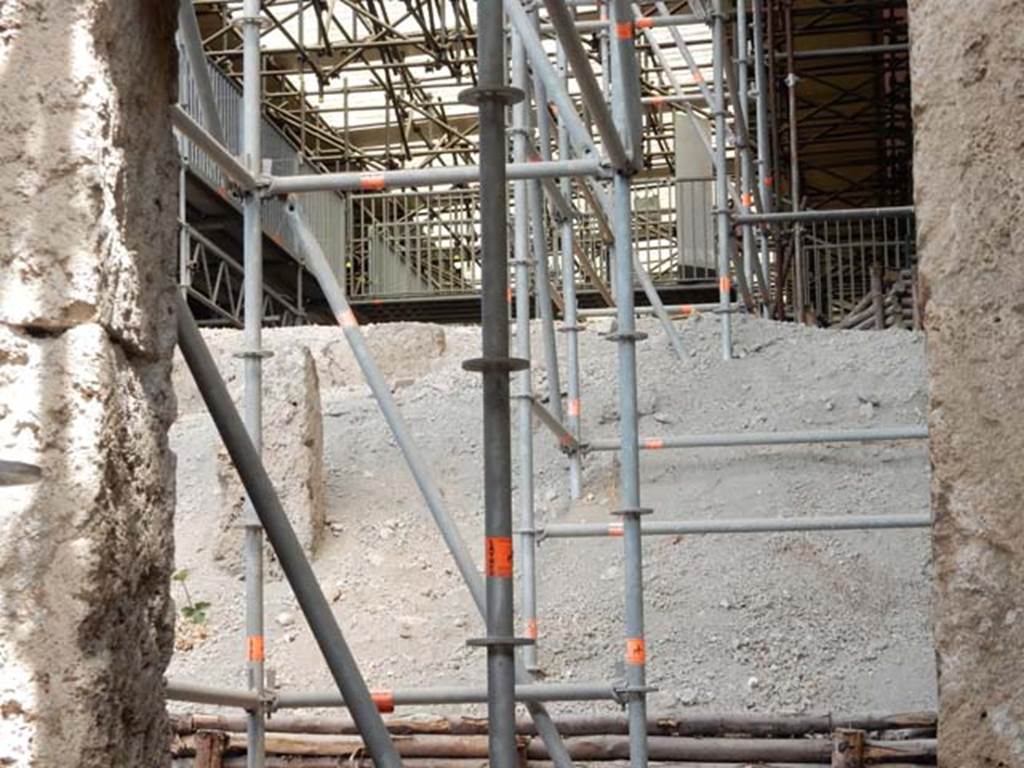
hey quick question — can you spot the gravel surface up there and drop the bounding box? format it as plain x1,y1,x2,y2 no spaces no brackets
168,312,935,719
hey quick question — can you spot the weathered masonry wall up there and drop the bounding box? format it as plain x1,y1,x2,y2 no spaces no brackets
910,1,1024,765
0,2,179,766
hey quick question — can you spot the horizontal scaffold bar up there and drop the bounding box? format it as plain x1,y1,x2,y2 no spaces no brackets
585,425,928,452
171,105,259,191
165,680,622,711
541,513,933,539
733,206,914,224
276,683,621,710
264,158,608,195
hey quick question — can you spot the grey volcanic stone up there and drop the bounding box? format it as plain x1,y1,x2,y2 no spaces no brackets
911,1,1024,764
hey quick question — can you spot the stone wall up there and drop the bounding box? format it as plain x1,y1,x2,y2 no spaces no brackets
0,2,178,766
214,345,326,575
910,1,1024,764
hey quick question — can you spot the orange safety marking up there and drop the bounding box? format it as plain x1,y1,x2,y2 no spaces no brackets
371,691,396,713
765,176,774,187
486,536,513,579
719,276,732,294
360,175,387,191
651,95,666,110
247,635,265,662
559,433,574,448
636,17,654,29
373,298,384,306
625,637,646,665
608,522,624,537
339,308,359,328
615,21,634,39
568,398,581,418
525,619,538,640
741,193,753,207
644,437,665,450
676,304,694,317
507,287,514,304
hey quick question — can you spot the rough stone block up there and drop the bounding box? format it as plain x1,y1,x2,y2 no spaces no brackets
214,345,326,574
0,324,175,766
911,1,1024,764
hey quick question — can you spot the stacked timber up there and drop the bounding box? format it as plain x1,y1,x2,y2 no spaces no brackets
838,267,922,331
170,711,937,767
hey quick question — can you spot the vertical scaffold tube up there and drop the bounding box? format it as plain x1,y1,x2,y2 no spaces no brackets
608,1,649,766
474,3,518,766
511,29,540,673
712,0,733,360
736,0,756,297
556,17,583,501
241,0,265,764
751,0,774,296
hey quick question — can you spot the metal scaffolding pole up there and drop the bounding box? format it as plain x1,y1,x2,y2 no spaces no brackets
711,0,732,360
241,1,266,763
511,29,540,674
528,50,565,426
540,513,933,539
751,0,773,283
783,0,803,321
264,158,606,195
556,14,584,501
735,0,756,294
584,425,929,452
275,682,621,710
467,2,519,763
608,1,648,765
283,204,576,768
175,297,404,768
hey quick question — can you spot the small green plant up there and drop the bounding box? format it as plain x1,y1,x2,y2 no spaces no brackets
172,568,211,626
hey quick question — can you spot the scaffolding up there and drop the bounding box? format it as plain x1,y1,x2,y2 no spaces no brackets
168,2,927,767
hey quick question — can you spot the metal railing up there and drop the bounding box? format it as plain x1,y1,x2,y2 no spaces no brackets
344,178,718,300
799,212,916,325
176,39,346,284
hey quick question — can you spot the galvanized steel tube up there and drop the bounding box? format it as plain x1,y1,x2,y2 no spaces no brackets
476,4,518,765
275,683,620,710
608,0,648,764
511,30,539,674
585,425,928,452
751,0,773,281
556,17,584,501
734,206,915,224
735,0,756,294
712,0,732,360
178,0,225,143
175,297,404,768
241,3,266,763
541,513,933,539
264,158,604,195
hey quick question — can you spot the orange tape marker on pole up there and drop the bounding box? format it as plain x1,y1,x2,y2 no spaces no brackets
651,95,666,110
625,637,646,665
644,437,665,450
339,308,359,328
693,71,705,83
636,17,654,29
371,691,396,713
525,619,538,640
616,21,634,39
719,276,732,294
248,635,265,662
608,522,625,537
568,398,581,418
677,304,694,317
741,193,753,207
486,536,513,579
360,175,387,191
